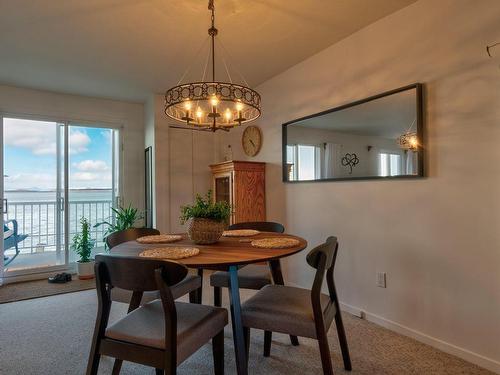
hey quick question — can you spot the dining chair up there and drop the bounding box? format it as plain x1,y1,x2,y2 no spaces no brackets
210,221,283,307
106,228,202,305
240,236,352,375
209,221,299,354
87,254,228,375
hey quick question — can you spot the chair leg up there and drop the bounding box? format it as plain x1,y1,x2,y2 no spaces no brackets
86,351,101,375
155,369,164,375
290,335,299,346
317,333,334,375
212,329,225,375
335,311,352,371
189,290,198,303
112,359,122,375
214,286,222,307
263,331,272,357
244,327,250,365
86,337,102,375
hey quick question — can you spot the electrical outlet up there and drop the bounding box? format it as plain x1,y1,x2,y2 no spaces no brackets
376,272,387,288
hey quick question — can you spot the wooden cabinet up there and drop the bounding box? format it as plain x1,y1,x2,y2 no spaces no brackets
210,161,266,224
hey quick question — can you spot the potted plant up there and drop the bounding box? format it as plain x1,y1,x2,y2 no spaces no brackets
94,204,143,249
180,191,231,244
72,217,95,280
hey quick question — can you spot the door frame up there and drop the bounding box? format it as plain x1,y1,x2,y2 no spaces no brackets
0,112,123,283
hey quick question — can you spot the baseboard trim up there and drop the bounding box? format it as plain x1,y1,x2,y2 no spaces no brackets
339,301,500,374
285,281,498,374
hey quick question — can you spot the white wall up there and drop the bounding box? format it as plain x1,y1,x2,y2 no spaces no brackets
146,95,217,233
0,84,145,211
218,0,500,372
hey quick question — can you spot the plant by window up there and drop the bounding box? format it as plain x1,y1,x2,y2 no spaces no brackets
180,190,231,225
72,217,95,263
94,204,143,248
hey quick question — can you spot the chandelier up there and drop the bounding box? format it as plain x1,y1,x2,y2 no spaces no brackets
397,117,418,150
397,131,418,150
165,0,261,132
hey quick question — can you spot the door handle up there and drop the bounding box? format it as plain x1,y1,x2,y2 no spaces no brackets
59,197,65,211
2,199,7,214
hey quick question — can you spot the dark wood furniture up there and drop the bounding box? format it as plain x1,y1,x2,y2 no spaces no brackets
209,221,299,354
86,254,227,375
106,228,202,304
210,161,266,225
110,232,307,375
240,236,351,375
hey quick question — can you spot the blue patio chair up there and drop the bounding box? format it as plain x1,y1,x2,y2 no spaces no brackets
3,220,28,266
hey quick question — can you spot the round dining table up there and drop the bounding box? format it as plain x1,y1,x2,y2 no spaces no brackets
111,232,307,375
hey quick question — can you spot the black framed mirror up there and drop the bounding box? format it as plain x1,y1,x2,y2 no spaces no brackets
282,83,424,182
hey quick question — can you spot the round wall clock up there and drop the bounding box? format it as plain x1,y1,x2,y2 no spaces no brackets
242,126,262,157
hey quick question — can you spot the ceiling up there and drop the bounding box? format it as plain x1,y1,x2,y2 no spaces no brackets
292,87,417,138
0,0,417,102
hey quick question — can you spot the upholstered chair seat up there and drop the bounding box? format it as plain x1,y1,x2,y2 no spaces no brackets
106,300,227,364
241,285,335,339
111,274,202,305
106,228,203,305
210,264,271,290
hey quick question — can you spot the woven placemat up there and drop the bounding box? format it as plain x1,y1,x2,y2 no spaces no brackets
139,247,200,260
223,229,260,237
136,234,182,244
251,237,300,249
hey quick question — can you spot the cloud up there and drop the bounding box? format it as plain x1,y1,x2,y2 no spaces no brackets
3,118,90,155
69,129,91,154
73,160,109,172
5,173,56,190
71,159,111,189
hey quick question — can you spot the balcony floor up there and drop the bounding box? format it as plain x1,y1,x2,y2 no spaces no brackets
4,247,105,273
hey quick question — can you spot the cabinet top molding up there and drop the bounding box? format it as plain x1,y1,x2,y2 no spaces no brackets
210,160,266,173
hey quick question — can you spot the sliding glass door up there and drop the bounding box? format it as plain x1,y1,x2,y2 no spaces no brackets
67,125,119,263
1,117,120,279
1,118,65,275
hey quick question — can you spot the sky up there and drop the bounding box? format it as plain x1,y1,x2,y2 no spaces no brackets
3,118,113,191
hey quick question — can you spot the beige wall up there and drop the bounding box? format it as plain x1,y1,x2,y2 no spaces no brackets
0,84,145,211
218,0,500,372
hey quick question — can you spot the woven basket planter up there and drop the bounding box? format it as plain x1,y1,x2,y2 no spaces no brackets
187,218,226,244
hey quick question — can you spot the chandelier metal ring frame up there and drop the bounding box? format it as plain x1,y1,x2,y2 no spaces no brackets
164,0,261,131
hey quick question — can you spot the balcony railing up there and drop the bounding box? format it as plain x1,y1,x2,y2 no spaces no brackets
4,200,113,254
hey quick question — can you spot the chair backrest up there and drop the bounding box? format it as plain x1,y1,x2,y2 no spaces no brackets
94,253,187,293
229,221,285,233
306,237,340,314
306,236,338,271
106,227,160,249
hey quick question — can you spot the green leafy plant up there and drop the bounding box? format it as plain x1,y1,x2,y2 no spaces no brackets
180,190,231,225
72,217,95,263
94,204,143,247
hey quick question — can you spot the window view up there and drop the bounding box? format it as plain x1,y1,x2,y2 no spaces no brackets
286,144,320,181
379,152,402,177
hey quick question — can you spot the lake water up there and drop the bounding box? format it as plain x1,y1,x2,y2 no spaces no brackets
5,189,113,202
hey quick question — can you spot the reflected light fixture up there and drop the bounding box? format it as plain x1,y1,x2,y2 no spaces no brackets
165,0,261,132
397,131,419,150
397,118,419,151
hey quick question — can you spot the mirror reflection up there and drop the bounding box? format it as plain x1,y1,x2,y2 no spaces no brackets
283,84,423,182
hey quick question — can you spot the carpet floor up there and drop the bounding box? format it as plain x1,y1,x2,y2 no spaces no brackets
0,277,95,304
0,287,494,375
